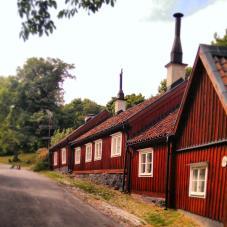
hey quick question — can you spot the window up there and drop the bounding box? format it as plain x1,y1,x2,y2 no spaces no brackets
75,147,81,164
61,148,66,164
111,132,122,157
138,148,153,177
189,162,208,198
85,143,92,162
94,139,102,161
54,152,58,166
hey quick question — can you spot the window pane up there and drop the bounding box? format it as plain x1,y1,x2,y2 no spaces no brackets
117,137,121,153
199,168,206,180
192,181,197,192
146,163,152,173
193,169,198,180
141,164,145,173
198,181,205,193
113,138,116,154
147,153,152,162
141,154,146,163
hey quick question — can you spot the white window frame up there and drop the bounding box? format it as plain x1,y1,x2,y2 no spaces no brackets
85,143,92,163
138,148,154,177
94,139,102,161
74,147,81,164
189,162,208,198
61,148,67,164
54,152,58,166
111,132,122,158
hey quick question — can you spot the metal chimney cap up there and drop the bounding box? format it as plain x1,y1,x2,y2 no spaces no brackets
173,12,184,18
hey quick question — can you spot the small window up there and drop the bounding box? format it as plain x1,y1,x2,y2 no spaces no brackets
54,152,58,166
94,139,102,161
75,147,81,164
61,148,66,164
85,143,92,162
189,162,208,198
111,132,122,157
138,148,153,177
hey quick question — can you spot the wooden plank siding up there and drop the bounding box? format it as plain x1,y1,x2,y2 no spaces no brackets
73,132,126,173
174,62,227,222
176,65,227,150
130,144,167,197
174,145,227,221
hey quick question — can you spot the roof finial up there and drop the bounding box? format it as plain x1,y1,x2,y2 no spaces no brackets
117,68,124,100
171,12,183,64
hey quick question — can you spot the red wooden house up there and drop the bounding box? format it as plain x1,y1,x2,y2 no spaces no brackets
171,44,227,223
49,110,110,172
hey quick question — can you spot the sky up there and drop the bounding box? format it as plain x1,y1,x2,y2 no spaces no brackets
0,0,227,106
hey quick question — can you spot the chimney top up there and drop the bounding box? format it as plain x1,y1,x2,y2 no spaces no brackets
170,12,184,64
117,69,124,100
173,12,183,18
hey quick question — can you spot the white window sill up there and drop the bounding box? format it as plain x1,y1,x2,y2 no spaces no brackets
139,174,153,177
85,160,92,163
94,157,102,161
75,162,80,165
111,153,121,158
189,193,206,199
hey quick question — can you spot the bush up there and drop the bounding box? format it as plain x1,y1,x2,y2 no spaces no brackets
37,147,48,160
33,159,49,172
33,147,49,172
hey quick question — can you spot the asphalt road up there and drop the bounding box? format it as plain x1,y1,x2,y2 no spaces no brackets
0,164,118,227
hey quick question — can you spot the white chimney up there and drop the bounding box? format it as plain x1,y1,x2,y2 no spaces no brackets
115,69,126,114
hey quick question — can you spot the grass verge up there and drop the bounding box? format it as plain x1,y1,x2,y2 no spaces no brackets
42,171,198,227
0,153,37,168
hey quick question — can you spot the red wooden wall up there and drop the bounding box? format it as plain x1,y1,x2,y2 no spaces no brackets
130,144,167,197
73,132,126,173
176,65,227,149
174,63,227,222
174,145,227,221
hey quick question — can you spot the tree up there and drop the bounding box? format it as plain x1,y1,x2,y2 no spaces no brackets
0,58,75,155
17,0,116,40
59,98,103,129
212,29,227,46
50,128,73,146
185,66,192,80
106,93,145,114
158,79,167,94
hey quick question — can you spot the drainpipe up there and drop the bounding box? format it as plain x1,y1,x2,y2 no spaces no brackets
122,123,129,192
165,136,171,210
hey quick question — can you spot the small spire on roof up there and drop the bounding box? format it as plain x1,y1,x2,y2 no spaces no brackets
117,68,124,100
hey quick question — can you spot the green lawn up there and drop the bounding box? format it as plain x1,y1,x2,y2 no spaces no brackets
42,171,199,227
0,153,37,168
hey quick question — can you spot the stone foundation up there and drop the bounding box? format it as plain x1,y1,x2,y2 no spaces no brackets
55,166,68,173
74,173,123,190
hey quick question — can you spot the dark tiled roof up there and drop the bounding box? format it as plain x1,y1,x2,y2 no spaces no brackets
128,109,179,145
199,44,227,113
214,56,227,90
71,96,160,145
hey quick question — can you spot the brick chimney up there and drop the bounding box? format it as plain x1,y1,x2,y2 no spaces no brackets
165,13,187,89
115,69,126,114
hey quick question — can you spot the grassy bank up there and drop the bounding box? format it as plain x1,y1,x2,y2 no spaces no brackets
42,171,198,227
0,153,37,168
